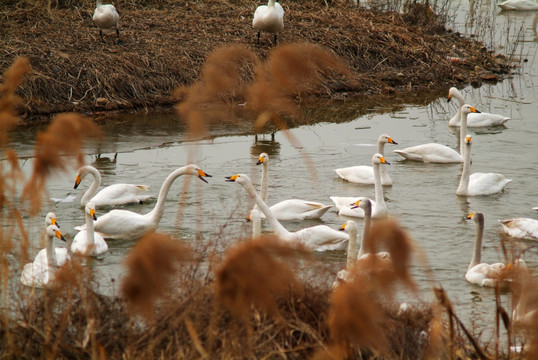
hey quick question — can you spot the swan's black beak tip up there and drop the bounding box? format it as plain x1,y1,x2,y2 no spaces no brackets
198,175,209,183
225,176,235,182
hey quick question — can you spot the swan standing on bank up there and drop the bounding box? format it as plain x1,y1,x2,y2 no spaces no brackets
93,0,122,44
334,134,398,185
226,174,349,252
456,135,512,196
330,153,389,218
253,153,332,220
498,0,538,11
447,87,510,127
253,0,284,44
20,225,69,288
74,165,153,208
498,217,538,240
71,202,108,257
77,165,212,240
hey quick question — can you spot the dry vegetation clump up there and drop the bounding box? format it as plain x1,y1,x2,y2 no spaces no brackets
0,0,512,121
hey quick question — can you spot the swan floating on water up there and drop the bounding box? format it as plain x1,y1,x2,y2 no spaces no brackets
334,134,398,185
253,152,332,220
447,87,510,127
71,202,109,257
330,153,389,218
93,0,122,44
252,0,284,44
498,217,538,240
226,173,349,252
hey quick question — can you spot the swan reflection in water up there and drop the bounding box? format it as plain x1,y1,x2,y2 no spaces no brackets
251,132,280,158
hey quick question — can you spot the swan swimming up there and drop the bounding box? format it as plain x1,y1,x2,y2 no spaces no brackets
71,202,109,257
77,165,211,240
456,134,512,196
498,217,538,240
330,153,389,218
498,0,538,11
252,0,284,44
447,87,509,127
32,214,69,268
20,225,69,288
93,0,122,44
253,152,332,220
226,173,349,252
334,134,398,185
75,165,153,208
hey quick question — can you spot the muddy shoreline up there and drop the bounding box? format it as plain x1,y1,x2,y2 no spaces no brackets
0,1,514,124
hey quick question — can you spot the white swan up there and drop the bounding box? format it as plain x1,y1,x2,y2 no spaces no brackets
253,0,284,44
77,165,212,240
332,219,359,288
72,202,109,257
498,217,538,240
33,213,69,267
226,174,349,252
330,153,389,218
456,135,512,196
498,0,538,11
75,165,153,207
20,225,69,288
334,134,398,185
93,0,122,44
465,212,507,287
447,87,510,127
253,152,332,220
45,211,60,228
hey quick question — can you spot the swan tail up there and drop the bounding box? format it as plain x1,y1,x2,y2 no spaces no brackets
136,185,150,191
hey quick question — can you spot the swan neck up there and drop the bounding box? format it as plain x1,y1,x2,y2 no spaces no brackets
469,215,484,271
457,142,471,194
242,179,290,238
373,163,385,207
357,205,371,257
346,226,357,268
267,0,276,7
86,211,95,246
45,232,58,267
459,111,468,157
81,166,101,206
147,167,187,224
377,140,385,156
260,162,268,202
251,210,262,238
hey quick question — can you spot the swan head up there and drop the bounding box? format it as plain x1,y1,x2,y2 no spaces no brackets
372,153,389,165
464,134,472,146
184,164,212,183
225,174,252,187
46,224,66,242
379,134,398,145
45,212,60,228
74,166,92,189
447,87,462,103
257,153,268,165
461,104,480,115
339,219,358,232
85,202,98,220
466,211,484,224
350,197,372,210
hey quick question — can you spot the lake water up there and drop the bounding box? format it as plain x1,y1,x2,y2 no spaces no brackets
5,0,538,347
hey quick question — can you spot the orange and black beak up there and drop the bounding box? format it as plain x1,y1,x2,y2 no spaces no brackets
225,174,239,182
51,217,60,229
466,212,474,220
339,223,347,231
388,137,398,145
256,156,264,165
350,199,361,209
90,208,97,221
197,169,212,183
470,106,481,114
55,229,66,242
74,175,82,189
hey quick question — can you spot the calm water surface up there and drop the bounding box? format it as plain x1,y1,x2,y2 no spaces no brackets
6,0,538,344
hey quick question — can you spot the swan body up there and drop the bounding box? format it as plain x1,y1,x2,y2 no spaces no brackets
21,225,69,288
253,0,284,43
394,143,463,163
456,134,512,196
93,0,121,44
330,153,389,218
75,165,153,208
72,202,109,257
227,174,349,252
335,134,398,185
254,153,332,220
77,165,211,240
465,212,507,287
498,0,538,11
447,87,510,127
498,218,538,240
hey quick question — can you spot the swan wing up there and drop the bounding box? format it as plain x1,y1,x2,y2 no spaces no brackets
450,112,510,127
93,209,155,239
34,247,70,267
468,173,511,196
335,165,376,184
20,262,50,288
499,218,538,240
91,184,153,207
466,263,505,287
498,0,538,10
266,199,332,220
72,230,109,256
394,143,463,163
292,225,349,252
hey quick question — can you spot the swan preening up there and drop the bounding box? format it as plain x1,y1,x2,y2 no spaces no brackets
498,0,538,11
72,202,109,257
253,152,332,220
447,87,510,127
456,135,512,196
334,134,398,185
498,217,538,240
77,165,212,240
75,165,153,208
20,224,69,288
226,173,349,252
252,0,284,44
465,212,526,287
330,153,389,218
93,0,122,44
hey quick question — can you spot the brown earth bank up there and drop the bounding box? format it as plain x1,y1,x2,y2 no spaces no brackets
0,0,514,125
